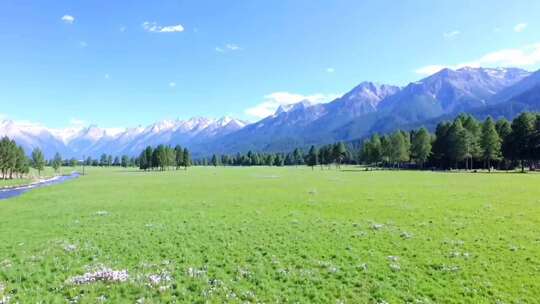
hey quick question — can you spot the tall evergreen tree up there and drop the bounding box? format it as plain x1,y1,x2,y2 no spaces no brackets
431,122,451,169
447,119,469,169
211,154,220,166
183,148,191,170
15,146,29,178
509,112,536,172
307,145,318,170
480,117,502,171
495,118,513,169
410,127,432,168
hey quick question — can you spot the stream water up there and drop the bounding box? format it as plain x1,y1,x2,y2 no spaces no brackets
0,173,80,200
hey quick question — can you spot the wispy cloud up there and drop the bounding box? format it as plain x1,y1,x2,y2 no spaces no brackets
169,82,176,88
244,92,340,119
79,41,88,48
415,43,540,75
443,30,460,40
119,26,127,32
216,43,242,53
61,15,75,24
142,21,184,33
326,67,335,73
104,74,110,80
514,23,527,33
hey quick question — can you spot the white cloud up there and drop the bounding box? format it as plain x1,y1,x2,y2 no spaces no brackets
216,43,242,53
226,43,241,51
514,23,527,33
244,92,340,119
415,43,540,75
142,21,184,33
169,82,176,87
326,67,335,73
443,30,460,40
61,15,75,24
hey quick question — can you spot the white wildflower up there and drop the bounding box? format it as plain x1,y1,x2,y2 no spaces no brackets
69,267,129,285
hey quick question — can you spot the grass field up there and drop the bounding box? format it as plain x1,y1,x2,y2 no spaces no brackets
0,167,539,303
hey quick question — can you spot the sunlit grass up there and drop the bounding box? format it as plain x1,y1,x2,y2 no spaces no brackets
0,167,539,302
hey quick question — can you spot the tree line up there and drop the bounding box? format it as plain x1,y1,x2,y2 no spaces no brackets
359,112,540,171
0,137,57,179
0,137,30,179
82,154,138,168
197,142,356,169
138,145,191,171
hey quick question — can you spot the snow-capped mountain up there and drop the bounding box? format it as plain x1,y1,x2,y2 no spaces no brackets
377,67,530,122
0,117,248,158
207,67,536,154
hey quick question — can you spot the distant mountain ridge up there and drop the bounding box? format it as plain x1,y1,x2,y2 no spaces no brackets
207,67,536,154
0,117,247,158
2,67,540,158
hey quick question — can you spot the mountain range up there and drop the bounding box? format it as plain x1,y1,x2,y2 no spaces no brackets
2,67,540,158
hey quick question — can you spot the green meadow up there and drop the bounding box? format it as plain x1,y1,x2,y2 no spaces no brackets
0,167,539,303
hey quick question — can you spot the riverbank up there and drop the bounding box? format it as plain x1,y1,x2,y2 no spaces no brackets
0,172,78,191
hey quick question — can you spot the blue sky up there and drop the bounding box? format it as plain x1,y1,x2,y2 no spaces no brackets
1,0,539,128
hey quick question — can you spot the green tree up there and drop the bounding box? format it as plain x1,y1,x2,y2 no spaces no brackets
183,148,191,170
99,153,108,166
52,152,62,172
31,147,46,176
496,118,513,169
332,142,347,168
121,155,129,168
0,137,15,179
510,112,536,172
461,115,482,170
211,154,220,166
293,148,304,166
174,145,183,169
410,127,432,168
389,131,409,168
480,117,502,171
306,145,318,170
432,122,452,169
15,146,29,178
447,119,469,169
